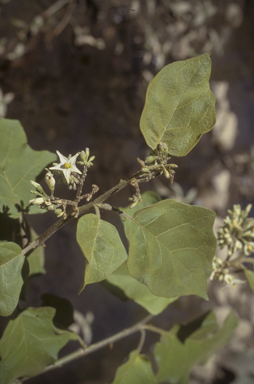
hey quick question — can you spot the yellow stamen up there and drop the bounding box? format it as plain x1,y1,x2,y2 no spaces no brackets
64,162,71,169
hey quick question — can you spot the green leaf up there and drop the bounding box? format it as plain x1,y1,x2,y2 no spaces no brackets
107,262,176,315
0,119,56,218
77,214,128,292
244,269,254,292
154,311,238,384
112,350,157,384
140,53,216,156
124,199,216,299
0,241,25,316
0,307,82,384
105,190,175,315
27,228,45,276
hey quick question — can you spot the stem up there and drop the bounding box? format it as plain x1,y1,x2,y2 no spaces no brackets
137,329,146,354
22,314,154,381
226,252,248,267
142,324,168,335
74,165,88,203
20,168,145,256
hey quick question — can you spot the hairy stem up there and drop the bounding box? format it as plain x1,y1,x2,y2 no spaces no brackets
74,164,89,203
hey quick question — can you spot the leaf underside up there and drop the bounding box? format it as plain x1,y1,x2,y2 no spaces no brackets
0,119,56,218
154,311,238,383
124,199,217,299
0,307,81,384
0,241,24,316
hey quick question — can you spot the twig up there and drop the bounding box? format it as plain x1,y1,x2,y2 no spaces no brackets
74,165,89,203
46,0,76,39
20,167,147,257
21,314,154,381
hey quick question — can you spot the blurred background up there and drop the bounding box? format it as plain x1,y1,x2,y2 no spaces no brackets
0,1,254,383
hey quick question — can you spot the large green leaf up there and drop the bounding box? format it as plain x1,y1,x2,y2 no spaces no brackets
111,350,157,384
77,214,127,292
140,53,216,156
0,307,82,384
0,119,56,218
154,311,238,384
0,241,25,316
107,262,176,315
105,191,175,315
124,199,216,299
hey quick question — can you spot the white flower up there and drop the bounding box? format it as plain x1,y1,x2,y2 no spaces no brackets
49,151,82,184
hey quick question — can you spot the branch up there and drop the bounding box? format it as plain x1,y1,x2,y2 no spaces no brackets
22,314,154,381
46,0,76,40
20,168,145,256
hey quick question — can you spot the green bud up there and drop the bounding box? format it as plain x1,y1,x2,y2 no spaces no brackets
145,156,158,164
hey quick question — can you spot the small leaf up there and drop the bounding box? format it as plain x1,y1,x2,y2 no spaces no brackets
77,214,127,292
244,269,254,292
112,350,157,384
124,199,216,299
107,262,176,315
0,307,82,384
0,118,56,218
154,311,238,384
140,53,216,156
0,241,25,316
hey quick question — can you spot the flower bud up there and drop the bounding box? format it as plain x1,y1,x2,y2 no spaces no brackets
30,180,44,193
45,170,55,189
29,197,44,205
45,169,55,197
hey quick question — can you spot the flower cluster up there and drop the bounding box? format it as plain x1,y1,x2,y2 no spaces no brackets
127,143,178,209
218,204,254,256
138,142,178,183
29,149,97,219
29,179,65,217
210,256,245,287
